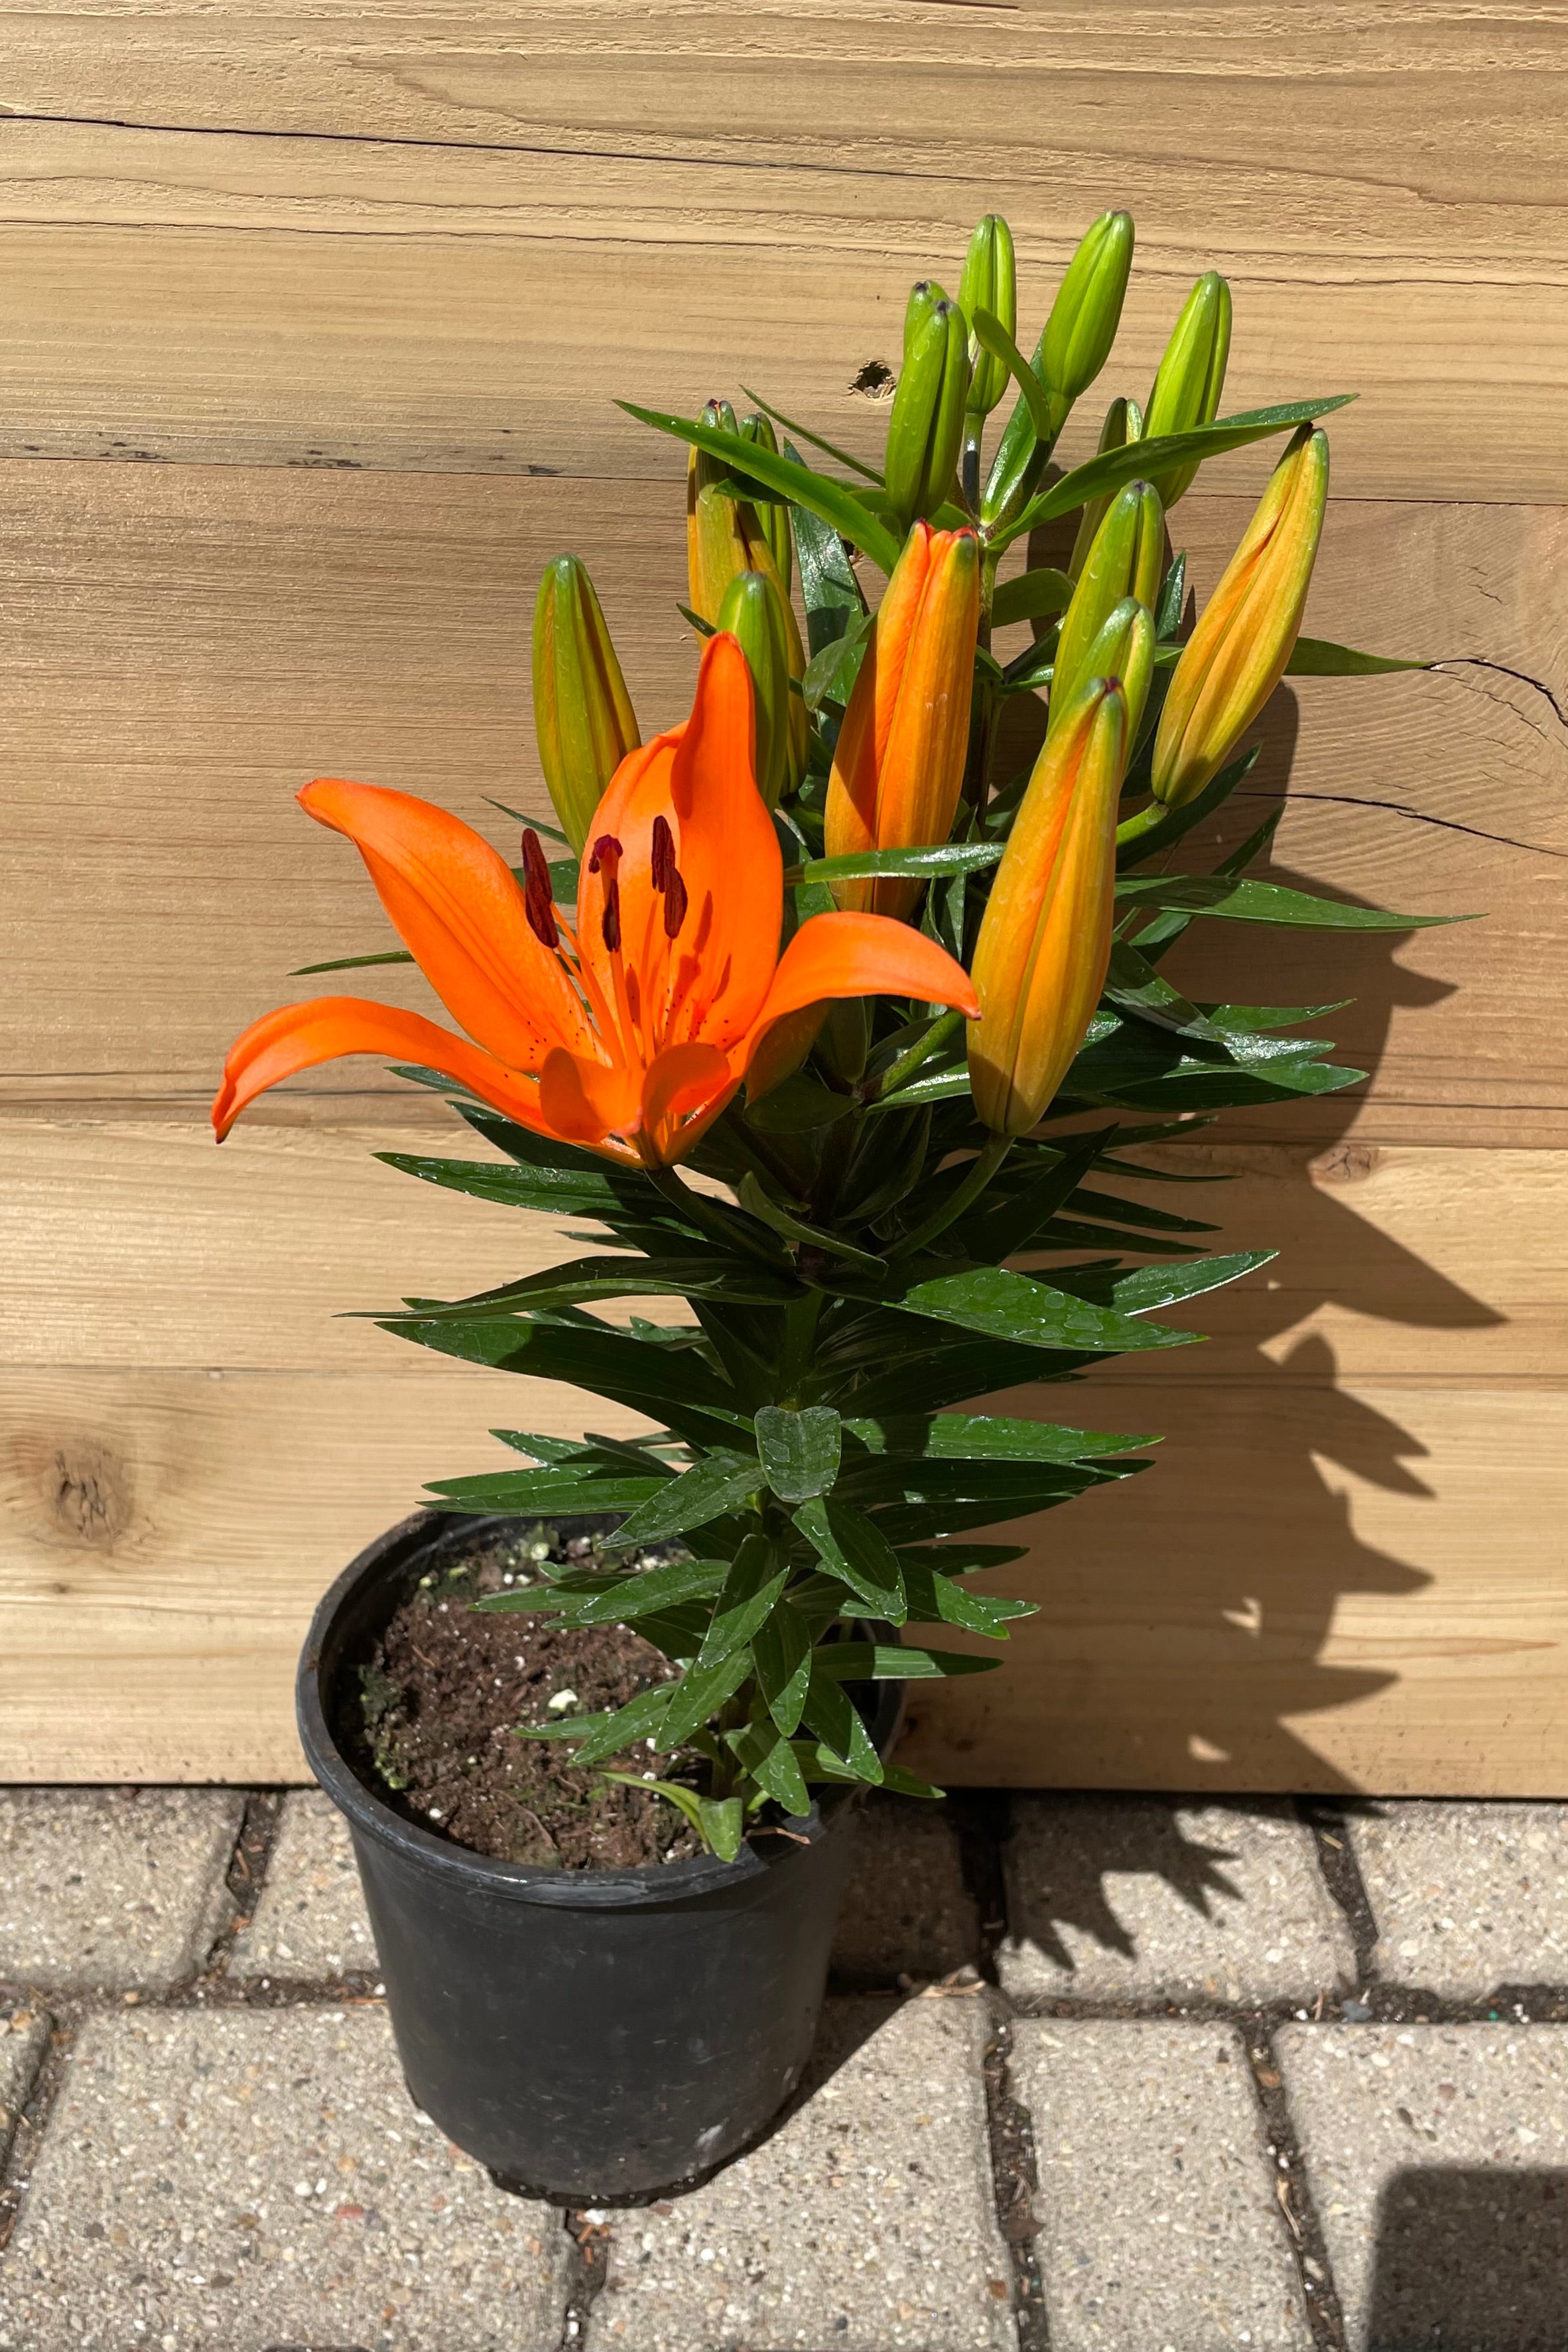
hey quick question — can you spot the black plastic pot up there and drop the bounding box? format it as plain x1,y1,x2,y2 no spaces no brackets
297,1508,898,2204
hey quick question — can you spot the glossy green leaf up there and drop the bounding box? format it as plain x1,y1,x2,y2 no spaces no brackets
736,1174,888,1272
801,614,873,711
752,1595,814,1737
529,1682,674,1770
800,1669,883,1785
794,1498,907,1622
954,1130,1110,1262
755,1405,843,1502
793,1743,943,1799
795,842,1002,886
696,1534,790,1668
736,1722,813,1817
814,1642,1002,1681
969,304,1054,442
741,389,883,484
375,1151,655,1223
425,1469,667,1516
1004,395,1355,543
612,1451,763,1547
991,566,1074,630
380,1315,746,1449
744,1073,854,1134
479,1556,728,1628
891,1267,1197,1356
1057,1250,1272,1317
1286,635,1431,677
657,1648,755,1751
792,490,871,661
292,948,416,976
1113,874,1459,929
843,1412,1155,1463
619,400,903,574
900,1564,1038,1636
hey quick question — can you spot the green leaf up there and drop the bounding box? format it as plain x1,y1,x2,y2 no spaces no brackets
696,1534,790,1668
478,1557,728,1627
1057,1250,1272,1317
991,566,1074,630
794,1497,907,1623
744,1073,854,1135
954,1130,1110,1262
797,842,1002,886
744,390,884,485
375,1148,671,1229
291,947,416,976
752,1596,814,1738
800,1667,883,1786
381,1315,746,1445
793,1742,943,1799
532,1681,675,1770
755,1405,842,1503
1286,635,1431,677
1005,396,1356,544
970,304,1055,442
844,1412,1155,1464
657,1648,755,1751
612,1451,763,1547
1116,747,1263,874
742,1725,813,1819
425,1469,667,1516
814,1641,1002,1681
620,400,903,574
414,1253,799,1316
901,1564,1038,1637
1155,551,1188,639
801,609,873,711
791,480,871,658
863,1065,973,1114
891,1267,1197,1357
698,1796,746,1860
1114,873,1461,930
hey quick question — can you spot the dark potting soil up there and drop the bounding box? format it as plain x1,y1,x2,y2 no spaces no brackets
338,1526,703,1870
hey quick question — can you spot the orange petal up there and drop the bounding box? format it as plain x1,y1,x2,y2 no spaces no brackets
641,1041,736,1164
538,1048,643,1149
212,998,553,1141
746,912,978,1059
300,779,596,1068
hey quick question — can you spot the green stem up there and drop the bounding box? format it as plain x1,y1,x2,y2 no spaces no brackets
961,427,983,515
870,1005,964,1101
891,1132,1013,1258
1115,799,1169,849
779,1289,824,1405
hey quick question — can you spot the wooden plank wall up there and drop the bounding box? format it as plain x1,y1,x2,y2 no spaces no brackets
1,1,1565,1790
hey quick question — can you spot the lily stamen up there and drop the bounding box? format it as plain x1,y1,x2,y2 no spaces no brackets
519,829,560,950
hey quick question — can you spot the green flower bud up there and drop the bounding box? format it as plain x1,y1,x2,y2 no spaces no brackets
1067,396,1145,580
903,279,950,354
980,211,1133,531
885,296,970,532
738,411,794,600
1041,209,1136,410
1050,479,1164,736
1065,598,1155,747
716,568,804,811
958,214,1017,419
531,555,640,854
1143,271,1232,506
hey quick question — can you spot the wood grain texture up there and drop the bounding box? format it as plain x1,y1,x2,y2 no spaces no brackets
0,0,1565,489
3,460,1563,1142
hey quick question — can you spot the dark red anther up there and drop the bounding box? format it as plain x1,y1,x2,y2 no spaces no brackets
590,833,623,953
649,813,688,940
519,829,558,950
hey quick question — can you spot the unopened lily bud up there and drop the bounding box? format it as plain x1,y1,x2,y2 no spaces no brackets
738,411,793,599
532,555,641,854
1041,209,1136,411
958,214,1017,419
885,296,970,532
1049,481,1163,734
1066,598,1155,746
968,675,1129,1137
1151,425,1329,809
716,569,805,811
904,279,950,352
981,211,1134,531
824,521,980,919
1143,271,1232,505
688,397,777,622
1068,395,1145,580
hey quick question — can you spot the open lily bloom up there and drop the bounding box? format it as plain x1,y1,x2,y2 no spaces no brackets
214,633,977,1166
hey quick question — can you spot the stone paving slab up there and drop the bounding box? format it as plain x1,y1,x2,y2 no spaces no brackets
1278,2023,1568,2351
1348,1800,1568,1995
0,2008,50,2164
0,2004,570,2352
999,1796,1355,2006
1013,2018,1311,2350
830,1796,981,1984
230,1791,378,1981
591,1994,1012,2352
0,1790,243,1993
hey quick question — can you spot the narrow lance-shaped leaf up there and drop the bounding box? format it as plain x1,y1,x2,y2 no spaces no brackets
794,1498,908,1623
612,1450,765,1548
755,1406,843,1503
695,1534,791,1669
1113,874,1464,930
752,1595,815,1738
619,401,903,574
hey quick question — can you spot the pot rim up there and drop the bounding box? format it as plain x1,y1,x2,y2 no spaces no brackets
297,1505,901,1912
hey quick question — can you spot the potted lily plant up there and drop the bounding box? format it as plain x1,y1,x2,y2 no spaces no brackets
216,208,1440,2202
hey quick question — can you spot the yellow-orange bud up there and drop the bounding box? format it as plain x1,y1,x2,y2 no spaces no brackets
686,401,805,694
1151,425,1329,809
823,522,981,919
968,677,1128,1137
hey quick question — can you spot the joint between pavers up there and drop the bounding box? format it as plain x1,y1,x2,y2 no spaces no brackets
1296,1798,1381,1985
206,1786,284,1980
0,2008,76,2259
1247,2018,1353,2352
557,2206,612,2349
979,1994,1051,2352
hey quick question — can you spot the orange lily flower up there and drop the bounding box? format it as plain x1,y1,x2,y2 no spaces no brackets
214,634,977,1167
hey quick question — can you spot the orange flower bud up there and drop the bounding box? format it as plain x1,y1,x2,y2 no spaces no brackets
967,677,1128,1136
823,522,980,919
686,400,805,693
1151,425,1329,809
